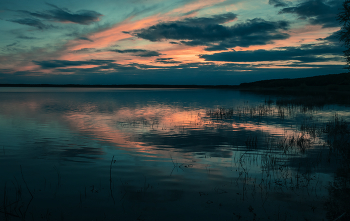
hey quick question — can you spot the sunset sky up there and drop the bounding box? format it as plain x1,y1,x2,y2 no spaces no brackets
0,0,346,85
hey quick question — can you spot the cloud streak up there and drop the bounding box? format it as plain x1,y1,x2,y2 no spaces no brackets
155,58,182,64
269,0,289,7
17,3,102,25
9,18,53,29
200,43,343,63
110,49,161,57
33,59,115,69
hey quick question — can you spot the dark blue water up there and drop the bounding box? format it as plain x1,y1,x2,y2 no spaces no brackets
0,88,349,220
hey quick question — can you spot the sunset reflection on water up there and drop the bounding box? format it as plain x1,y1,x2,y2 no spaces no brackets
0,88,349,221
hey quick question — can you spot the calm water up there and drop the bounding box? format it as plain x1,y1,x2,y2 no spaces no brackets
0,88,349,221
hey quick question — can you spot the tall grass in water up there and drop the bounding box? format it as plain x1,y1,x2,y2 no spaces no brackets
245,135,258,149
324,137,350,220
1,166,34,221
323,114,349,135
323,114,350,165
311,114,350,221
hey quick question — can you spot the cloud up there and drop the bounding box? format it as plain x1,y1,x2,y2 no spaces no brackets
132,13,238,42
70,48,98,53
110,49,161,57
17,3,102,25
6,42,17,47
317,30,340,43
279,0,341,28
78,37,93,42
31,59,142,73
2,42,20,52
200,43,343,63
269,0,289,7
9,18,53,29
155,58,182,64
17,35,38,39
33,59,115,69
97,62,139,71
205,18,290,50
178,12,238,25
132,13,290,50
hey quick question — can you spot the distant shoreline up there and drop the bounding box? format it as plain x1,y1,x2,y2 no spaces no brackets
1,72,349,91
0,84,239,89
237,72,350,93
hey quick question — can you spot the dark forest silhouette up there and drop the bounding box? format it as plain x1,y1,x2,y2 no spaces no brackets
338,0,350,69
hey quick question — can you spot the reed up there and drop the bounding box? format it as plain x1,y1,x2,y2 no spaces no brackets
110,155,115,204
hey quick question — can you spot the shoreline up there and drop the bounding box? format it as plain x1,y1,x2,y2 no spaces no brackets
0,84,239,89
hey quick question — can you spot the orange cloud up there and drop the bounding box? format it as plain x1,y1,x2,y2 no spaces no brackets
60,0,229,62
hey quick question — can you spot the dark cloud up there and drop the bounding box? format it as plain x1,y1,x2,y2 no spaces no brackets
33,59,115,69
78,37,93,42
9,18,53,29
229,18,289,34
96,62,140,71
279,0,341,28
180,40,209,46
204,18,290,51
204,18,290,50
110,49,161,57
132,13,290,50
17,35,38,39
2,42,21,52
181,9,202,16
31,59,142,74
132,13,237,42
17,3,102,25
155,58,182,64
70,48,97,53
317,30,340,43
179,12,238,25
203,43,233,51
200,43,343,63
269,0,289,7
56,63,139,73
6,42,17,47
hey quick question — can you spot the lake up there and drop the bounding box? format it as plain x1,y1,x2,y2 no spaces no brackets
0,87,349,221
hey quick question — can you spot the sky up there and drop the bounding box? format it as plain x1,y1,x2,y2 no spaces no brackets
0,0,346,85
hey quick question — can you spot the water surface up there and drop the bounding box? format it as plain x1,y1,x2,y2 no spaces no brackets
1,88,349,221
